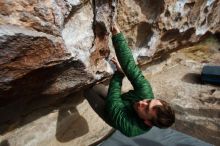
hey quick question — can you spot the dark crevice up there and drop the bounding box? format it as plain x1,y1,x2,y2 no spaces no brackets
161,27,195,42
135,22,153,48
184,2,195,10
181,28,196,40
133,0,165,21
95,22,108,39
174,12,182,21
164,10,170,17
201,18,206,26
94,0,109,7
161,29,180,41
181,73,202,84
0,140,9,146
197,31,213,43
204,6,209,13
183,22,188,27
214,32,220,42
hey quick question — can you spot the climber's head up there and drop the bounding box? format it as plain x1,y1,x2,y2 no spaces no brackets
133,99,175,128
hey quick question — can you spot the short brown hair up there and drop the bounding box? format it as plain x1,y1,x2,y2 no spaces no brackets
151,99,175,128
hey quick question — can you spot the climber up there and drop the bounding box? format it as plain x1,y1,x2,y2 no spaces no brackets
84,23,175,137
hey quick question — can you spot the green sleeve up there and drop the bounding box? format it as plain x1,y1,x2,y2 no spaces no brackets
106,71,125,115
106,72,147,137
112,33,154,99
108,110,147,137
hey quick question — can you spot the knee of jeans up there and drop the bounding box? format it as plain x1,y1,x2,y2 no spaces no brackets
83,88,92,98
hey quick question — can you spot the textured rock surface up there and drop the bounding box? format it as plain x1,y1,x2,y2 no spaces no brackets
0,0,220,145
117,0,220,64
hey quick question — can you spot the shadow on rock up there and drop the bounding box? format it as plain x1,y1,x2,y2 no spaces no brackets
56,107,89,142
56,93,89,142
0,140,10,146
0,59,89,135
175,119,220,145
181,73,202,84
133,0,165,21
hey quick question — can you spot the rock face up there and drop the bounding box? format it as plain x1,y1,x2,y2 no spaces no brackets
0,0,219,145
117,0,220,64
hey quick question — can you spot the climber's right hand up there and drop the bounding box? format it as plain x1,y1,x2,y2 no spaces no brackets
110,22,120,36
110,57,123,74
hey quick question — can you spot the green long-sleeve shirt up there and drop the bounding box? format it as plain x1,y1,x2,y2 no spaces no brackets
106,33,154,137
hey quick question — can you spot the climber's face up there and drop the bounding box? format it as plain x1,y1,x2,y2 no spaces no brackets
133,99,162,126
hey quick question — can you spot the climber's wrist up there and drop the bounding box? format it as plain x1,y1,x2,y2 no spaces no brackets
111,23,120,36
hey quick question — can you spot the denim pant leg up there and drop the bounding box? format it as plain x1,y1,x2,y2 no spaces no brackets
84,84,108,121
91,84,108,99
